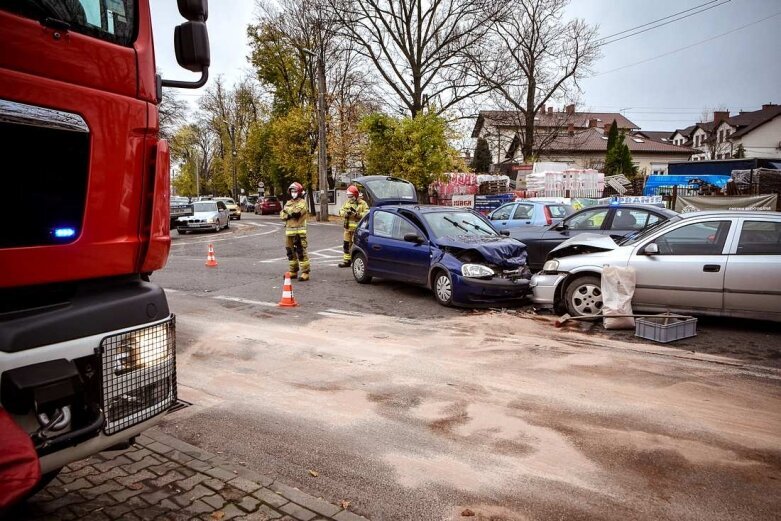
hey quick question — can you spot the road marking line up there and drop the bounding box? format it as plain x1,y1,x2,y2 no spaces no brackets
172,229,278,247
258,245,343,263
243,221,267,227
213,296,278,307
325,308,368,316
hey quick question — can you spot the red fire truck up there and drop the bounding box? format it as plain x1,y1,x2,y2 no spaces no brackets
0,0,210,501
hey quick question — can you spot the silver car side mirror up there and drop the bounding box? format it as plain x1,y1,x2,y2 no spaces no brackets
644,243,659,255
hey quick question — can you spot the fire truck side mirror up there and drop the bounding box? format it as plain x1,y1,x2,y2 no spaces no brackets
173,22,210,72
177,0,208,22
161,21,210,90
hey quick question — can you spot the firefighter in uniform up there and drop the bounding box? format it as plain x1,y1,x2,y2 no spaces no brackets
338,185,369,268
280,182,310,281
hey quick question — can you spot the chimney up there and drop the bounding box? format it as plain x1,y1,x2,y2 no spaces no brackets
541,104,546,114
588,119,597,128
713,110,729,125
567,122,574,136
565,104,575,115
762,103,775,110
603,123,611,134
547,106,553,115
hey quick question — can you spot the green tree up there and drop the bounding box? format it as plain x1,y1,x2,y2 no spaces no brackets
362,111,458,190
606,120,619,151
471,138,491,173
604,130,638,177
733,143,746,158
269,106,318,195
247,21,311,114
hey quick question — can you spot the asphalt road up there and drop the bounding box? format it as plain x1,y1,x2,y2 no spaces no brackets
152,212,781,521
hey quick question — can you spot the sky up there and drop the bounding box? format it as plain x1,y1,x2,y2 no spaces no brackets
151,0,781,134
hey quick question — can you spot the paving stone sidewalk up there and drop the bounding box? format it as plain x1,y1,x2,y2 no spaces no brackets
12,427,367,521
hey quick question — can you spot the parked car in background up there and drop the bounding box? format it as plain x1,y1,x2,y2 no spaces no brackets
509,204,678,270
488,200,573,232
170,196,193,228
242,195,258,213
256,196,282,215
215,197,241,220
177,200,229,234
351,205,531,307
531,211,781,321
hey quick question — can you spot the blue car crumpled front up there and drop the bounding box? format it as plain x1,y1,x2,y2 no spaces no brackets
437,235,528,268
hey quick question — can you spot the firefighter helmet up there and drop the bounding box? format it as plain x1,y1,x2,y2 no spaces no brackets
288,182,303,193
347,185,359,198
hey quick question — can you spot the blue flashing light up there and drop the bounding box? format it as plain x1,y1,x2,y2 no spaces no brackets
54,227,76,238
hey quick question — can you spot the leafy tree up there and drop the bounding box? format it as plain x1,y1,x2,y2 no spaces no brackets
471,138,491,173
269,106,319,194
606,120,619,152
362,111,458,190
733,143,746,158
604,131,637,177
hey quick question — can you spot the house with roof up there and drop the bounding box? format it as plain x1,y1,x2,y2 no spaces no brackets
471,104,694,175
671,104,781,161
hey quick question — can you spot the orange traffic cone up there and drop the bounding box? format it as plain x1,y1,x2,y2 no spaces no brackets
278,272,298,307
205,244,218,267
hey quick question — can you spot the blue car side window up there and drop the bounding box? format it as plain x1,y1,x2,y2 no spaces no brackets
373,211,395,238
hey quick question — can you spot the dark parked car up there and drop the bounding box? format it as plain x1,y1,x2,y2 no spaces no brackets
509,204,678,270
169,196,193,227
242,195,258,212
256,196,282,215
351,205,531,307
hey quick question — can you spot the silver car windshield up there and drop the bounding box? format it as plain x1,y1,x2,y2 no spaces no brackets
619,214,681,245
193,202,218,212
423,212,497,238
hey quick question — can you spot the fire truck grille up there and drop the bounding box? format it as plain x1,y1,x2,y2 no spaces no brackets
99,318,177,435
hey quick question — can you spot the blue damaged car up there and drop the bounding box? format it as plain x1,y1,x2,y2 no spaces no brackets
350,205,532,306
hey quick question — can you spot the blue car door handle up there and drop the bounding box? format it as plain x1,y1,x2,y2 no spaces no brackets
372,245,382,251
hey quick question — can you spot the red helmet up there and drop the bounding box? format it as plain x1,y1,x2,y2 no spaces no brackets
347,185,359,197
288,182,303,193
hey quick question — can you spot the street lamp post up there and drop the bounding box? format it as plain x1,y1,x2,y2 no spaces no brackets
302,47,329,222
225,121,238,202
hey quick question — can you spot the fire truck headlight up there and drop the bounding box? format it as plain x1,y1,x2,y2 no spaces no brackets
111,323,172,375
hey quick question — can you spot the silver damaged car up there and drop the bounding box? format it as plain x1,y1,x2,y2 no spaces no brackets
531,211,781,321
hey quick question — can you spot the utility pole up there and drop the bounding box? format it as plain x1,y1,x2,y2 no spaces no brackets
302,47,329,222
225,121,238,201
316,53,328,222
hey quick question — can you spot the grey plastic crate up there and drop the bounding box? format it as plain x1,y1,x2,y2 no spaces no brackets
635,315,697,343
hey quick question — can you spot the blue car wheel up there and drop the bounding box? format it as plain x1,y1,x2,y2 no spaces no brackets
433,270,453,306
352,252,372,284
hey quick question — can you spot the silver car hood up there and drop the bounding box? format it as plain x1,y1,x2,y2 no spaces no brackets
546,233,623,263
179,210,218,221
550,233,619,254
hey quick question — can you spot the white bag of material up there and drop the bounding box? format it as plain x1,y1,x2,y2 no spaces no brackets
601,266,636,330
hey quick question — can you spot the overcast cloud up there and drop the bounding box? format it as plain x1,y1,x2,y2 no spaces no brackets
151,0,781,133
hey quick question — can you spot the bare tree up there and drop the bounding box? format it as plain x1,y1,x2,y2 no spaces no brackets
328,0,505,117
159,91,189,140
467,0,599,161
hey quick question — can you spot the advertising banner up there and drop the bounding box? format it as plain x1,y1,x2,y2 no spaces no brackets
675,194,778,212
451,194,475,208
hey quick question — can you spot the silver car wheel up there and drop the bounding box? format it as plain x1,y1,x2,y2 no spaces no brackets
353,256,365,278
569,280,602,316
435,273,452,304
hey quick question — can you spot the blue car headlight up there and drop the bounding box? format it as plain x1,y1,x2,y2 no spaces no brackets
461,264,495,278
